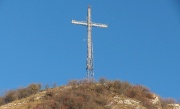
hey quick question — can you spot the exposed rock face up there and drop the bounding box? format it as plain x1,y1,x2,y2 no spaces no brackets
167,104,180,109
106,95,146,109
149,94,180,109
107,94,180,109
151,95,160,104
149,94,162,109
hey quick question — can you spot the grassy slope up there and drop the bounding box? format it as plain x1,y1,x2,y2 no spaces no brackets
0,79,177,109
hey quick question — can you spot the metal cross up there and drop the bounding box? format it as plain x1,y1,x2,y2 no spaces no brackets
72,6,108,81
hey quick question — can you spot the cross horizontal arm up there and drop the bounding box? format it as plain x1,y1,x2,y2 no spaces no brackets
71,20,87,26
72,20,108,28
91,22,108,28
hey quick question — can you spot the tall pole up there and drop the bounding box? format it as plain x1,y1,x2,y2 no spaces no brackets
87,7,93,81
72,6,108,81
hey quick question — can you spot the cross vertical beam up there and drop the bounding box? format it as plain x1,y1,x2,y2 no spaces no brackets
72,6,108,82
87,7,93,82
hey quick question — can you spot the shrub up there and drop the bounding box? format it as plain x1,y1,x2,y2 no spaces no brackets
104,80,131,95
26,84,41,95
161,98,176,108
35,81,108,109
68,80,79,86
17,84,41,99
0,97,5,105
17,88,29,99
52,83,57,88
33,100,60,109
94,85,105,93
125,85,156,108
0,83,41,106
99,78,108,84
4,90,18,103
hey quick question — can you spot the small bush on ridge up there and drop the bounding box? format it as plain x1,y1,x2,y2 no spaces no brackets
0,84,41,105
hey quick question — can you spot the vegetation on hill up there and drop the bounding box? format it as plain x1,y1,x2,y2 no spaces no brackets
0,79,177,109
0,84,41,106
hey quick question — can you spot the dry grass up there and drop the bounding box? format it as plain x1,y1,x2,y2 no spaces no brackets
0,78,178,109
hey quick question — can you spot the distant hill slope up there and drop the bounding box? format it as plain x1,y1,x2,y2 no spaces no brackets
0,79,179,109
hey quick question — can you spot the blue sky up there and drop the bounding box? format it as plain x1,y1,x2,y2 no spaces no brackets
0,0,180,100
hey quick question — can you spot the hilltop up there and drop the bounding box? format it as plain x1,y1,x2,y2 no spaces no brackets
0,79,179,109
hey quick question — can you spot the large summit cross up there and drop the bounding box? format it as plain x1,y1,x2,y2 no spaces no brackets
71,6,108,81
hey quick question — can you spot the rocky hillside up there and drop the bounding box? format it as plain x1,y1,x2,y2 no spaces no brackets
0,79,179,109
